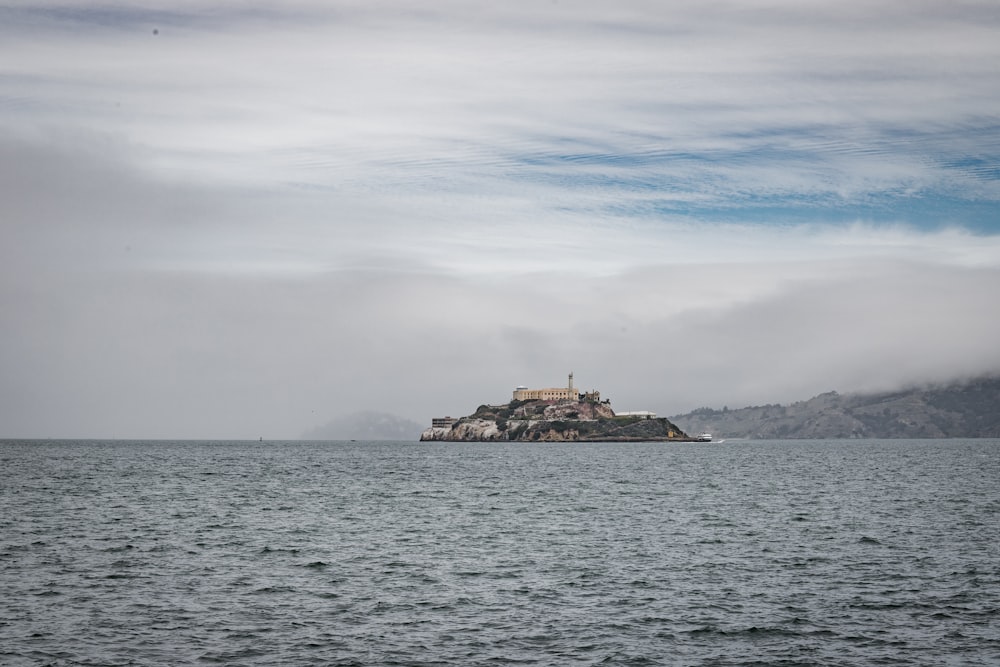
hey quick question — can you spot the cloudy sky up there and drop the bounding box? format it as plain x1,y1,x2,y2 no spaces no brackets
2,0,999,438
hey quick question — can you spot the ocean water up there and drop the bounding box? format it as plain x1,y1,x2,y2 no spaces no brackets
1,439,998,666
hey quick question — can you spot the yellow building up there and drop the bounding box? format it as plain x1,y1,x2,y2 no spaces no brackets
513,373,597,402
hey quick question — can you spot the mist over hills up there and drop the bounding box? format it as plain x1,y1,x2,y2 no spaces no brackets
670,376,1000,439
302,411,424,441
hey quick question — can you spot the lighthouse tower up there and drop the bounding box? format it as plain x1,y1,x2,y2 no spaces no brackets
568,372,574,399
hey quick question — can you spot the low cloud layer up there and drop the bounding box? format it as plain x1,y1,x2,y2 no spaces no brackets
2,1,999,437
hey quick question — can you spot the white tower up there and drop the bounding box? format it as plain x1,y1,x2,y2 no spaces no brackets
568,372,574,398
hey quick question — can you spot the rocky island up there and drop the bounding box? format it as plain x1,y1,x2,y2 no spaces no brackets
420,374,695,442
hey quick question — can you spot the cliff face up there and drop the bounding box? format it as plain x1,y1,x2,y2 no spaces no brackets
422,419,504,442
420,399,691,442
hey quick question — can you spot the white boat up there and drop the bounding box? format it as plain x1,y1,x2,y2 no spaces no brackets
696,433,713,442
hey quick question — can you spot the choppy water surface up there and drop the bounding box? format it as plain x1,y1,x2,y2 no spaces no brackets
1,439,998,666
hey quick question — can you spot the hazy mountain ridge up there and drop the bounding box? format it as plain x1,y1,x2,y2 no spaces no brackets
302,411,424,441
670,376,1000,439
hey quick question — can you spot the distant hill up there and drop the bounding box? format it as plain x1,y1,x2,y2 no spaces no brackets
670,376,1000,439
302,411,424,441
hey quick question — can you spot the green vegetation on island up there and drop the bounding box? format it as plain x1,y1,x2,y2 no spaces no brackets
421,396,693,442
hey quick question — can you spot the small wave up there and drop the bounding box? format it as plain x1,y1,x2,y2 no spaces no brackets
252,586,295,594
102,544,135,553
850,600,907,610
858,536,881,544
597,652,657,665
686,624,800,638
259,546,300,555
741,625,799,637
199,647,270,662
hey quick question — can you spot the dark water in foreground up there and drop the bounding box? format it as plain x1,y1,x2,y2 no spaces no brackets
1,439,998,666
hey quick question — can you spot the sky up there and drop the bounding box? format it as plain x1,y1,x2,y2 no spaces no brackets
2,0,1000,438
